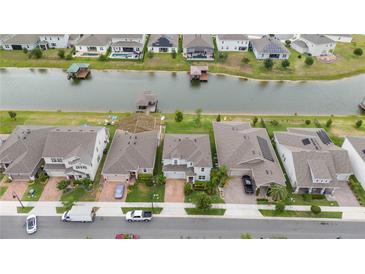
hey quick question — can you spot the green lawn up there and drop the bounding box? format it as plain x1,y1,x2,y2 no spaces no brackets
60,187,88,204
17,207,34,214
56,207,68,214
185,191,224,204
126,182,165,202
1,35,365,80
121,207,163,214
0,186,8,197
22,180,47,201
257,194,338,207
259,209,342,219
185,208,226,215
348,176,365,206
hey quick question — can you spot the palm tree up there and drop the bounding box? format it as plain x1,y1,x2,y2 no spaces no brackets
217,166,229,187
268,184,288,202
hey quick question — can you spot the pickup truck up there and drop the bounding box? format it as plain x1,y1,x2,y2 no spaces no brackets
125,210,152,222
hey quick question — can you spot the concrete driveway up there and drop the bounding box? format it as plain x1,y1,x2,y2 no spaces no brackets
0,181,28,201
332,183,359,207
223,177,256,204
39,177,64,201
98,181,127,202
165,179,185,203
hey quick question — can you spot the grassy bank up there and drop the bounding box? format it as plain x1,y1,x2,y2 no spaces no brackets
1,35,364,80
259,209,343,219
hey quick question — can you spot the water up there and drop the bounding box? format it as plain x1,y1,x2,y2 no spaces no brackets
0,68,364,115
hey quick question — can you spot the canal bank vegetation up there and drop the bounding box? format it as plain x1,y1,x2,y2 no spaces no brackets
0,35,364,80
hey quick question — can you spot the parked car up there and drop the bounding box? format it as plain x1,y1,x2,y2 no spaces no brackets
241,175,254,194
26,214,37,235
114,184,125,199
125,210,152,222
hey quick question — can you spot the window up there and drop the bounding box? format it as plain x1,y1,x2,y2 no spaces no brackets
282,54,287,58
100,47,103,51
51,158,62,163
201,168,205,172
198,175,205,180
97,155,101,162
173,159,178,165
143,169,147,173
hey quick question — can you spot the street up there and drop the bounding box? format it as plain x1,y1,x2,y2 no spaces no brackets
2,216,365,239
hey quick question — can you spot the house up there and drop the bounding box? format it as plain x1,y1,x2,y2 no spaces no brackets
68,34,83,47
136,92,158,113
102,130,158,183
342,136,365,188
325,34,352,43
148,34,179,53
2,34,40,51
182,34,214,60
0,34,14,49
274,128,353,195
110,34,146,59
74,34,114,57
38,34,69,49
42,126,109,181
162,134,212,182
0,126,52,181
250,36,290,60
216,34,249,51
292,34,336,56
0,134,10,147
213,122,285,194
272,34,297,42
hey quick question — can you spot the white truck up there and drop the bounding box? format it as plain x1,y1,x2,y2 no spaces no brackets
125,210,152,222
61,206,96,223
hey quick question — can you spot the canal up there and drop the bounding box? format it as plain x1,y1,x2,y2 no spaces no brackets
0,68,364,115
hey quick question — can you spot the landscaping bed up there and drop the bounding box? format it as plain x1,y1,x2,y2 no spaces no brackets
257,194,338,207
185,208,226,216
259,209,342,219
348,176,365,206
22,179,47,201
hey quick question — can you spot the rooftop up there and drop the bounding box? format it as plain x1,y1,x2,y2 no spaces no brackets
4,34,40,45
148,34,179,48
346,136,365,162
250,37,289,54
183,34,213,49
300,34,334,45
217,34,249,41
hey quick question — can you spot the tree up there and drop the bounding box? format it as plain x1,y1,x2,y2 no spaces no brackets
305,56,314,66
194,192,212,211
326,118,333,128
311,205,321,215
305,120,311,125
57,180,71,190
264,59,274,70
211,166,229,188
355,120,363,128
216,114,221,122
171,49,177,59
353,48,363,56
281,60,290,68
285,40,291,47
194,108,203,126
153,174,166,186
22,48,28,54
241,57,250,64
240,233,252,239
58,49,65,59
218,52,228,62
29,48,43,59
8,111,17,120
252,117,258,126
98,54,107,61
206,179,217,195
175,110,183,122
268,184,288,202
65,53,73,60
184,183,193,195
147,50,154,59
271,120,279,126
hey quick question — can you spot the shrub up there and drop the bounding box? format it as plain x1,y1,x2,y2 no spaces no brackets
218,52,228,62
37,170,48,182
252,116,258,126
175,110,183,122
193,181,207,191
138,174,154,186
240,233,252,239
281,60,290,68
353,48,363,56
305,56,314,66
241,57,250,64
314,119,322,128
305,120,311,125
184,183,193,195
271,120,279,126
264,59,274,70
355,120,363,128
285,40,291,47
298,55,302,59
8,111,17,120
29,48,43,59
275,201,285,212
65,53,73,60
216,114,221,122
58,49,65,59
22,48,28,54
194,192,212,211
171,49,177,59
57,180,71,190
99,54,107,61
326,118,333,128
311,205,321,214
78,178,93,190
147,51,154,59
302,193,312,202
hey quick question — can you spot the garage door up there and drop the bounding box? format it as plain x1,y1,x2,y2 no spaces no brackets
11,45,23,50
103,174,129,182
164,171,186,179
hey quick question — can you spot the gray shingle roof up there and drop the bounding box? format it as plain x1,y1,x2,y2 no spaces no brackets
148,34,179,48
217,34,249,41
183,34,213,49
163,134,212,167
250,37,289,54
102,130,158,175
346,136,365,161
292,39,308,50
75,34,115,46
213,122,285,186
111,41,143,47
4,34,40,45
300,34,334,45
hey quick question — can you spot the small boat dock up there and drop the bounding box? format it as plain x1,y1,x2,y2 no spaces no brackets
136,91,158,113
67,63,90,80
360,98,365,111
190,65,208,82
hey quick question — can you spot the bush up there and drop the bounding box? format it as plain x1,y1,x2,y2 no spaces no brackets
281,60,290,68
285,40,291,47
302,194,312,202
216,114,221,122
193,181,207,191
58,49,65,59
147,51,154,59
37,170,48,182
184,183,193,195
353,48,363,56
305,56,314,66
314,119,322,128
241,57,250,64
99,54,107,61
326,118,333,128
175,110,184,122
298,55,302,59
275,201,285,212
194,192,212,211
305,120,311,125
57,180,71,190
252,116,258,126
271,120,279,126
264,59,274,70
171,49,177,59
355,120,363,128
311,205,321,214
218,52,228,62
22,48,28,54
65,53,73,60
138,174,154,186
29,48,43,59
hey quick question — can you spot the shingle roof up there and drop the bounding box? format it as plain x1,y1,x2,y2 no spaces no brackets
183,34,213,49
217,34,249,41
102,130,158,175
300,34,334,45
163,134,212,167
250,37,289,54
213,122,285,186
148,34,179,48
292,39,308,50
4,34,40,45
111,40,143,47
67,63,89,73
346,136,365,161
75,34,115,46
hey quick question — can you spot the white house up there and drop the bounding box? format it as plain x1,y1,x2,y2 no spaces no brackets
148,34,179,53
292,34,336,56
38,34,69,49
342,136,365,187
250,36,290,60
42,126,109,181
274,128,353,195
110,34,146,59
2,34,39,51
162,134,212,182
74,34,115,56
325,34,352,43
102,130,158,183
216,34,249,52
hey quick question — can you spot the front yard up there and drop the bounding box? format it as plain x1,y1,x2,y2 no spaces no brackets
22,180,47,201
125,182,165,203
259,209,343,219
257,194,339,207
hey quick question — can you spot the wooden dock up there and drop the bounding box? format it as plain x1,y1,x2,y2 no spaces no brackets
190,65,209,82
67,63,90,80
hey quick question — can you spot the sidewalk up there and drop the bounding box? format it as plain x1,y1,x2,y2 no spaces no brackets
1,201,365,221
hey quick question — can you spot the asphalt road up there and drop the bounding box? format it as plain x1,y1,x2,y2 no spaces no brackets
1,216,365,239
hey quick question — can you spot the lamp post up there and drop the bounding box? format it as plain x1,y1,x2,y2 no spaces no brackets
12,191,24,208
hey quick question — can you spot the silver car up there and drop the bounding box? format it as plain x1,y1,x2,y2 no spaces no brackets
26,214,37,235
114,184,125,199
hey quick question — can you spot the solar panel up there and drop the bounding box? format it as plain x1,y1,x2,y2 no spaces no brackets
317,130,332,145
302,138,310,145
257,136,274,162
